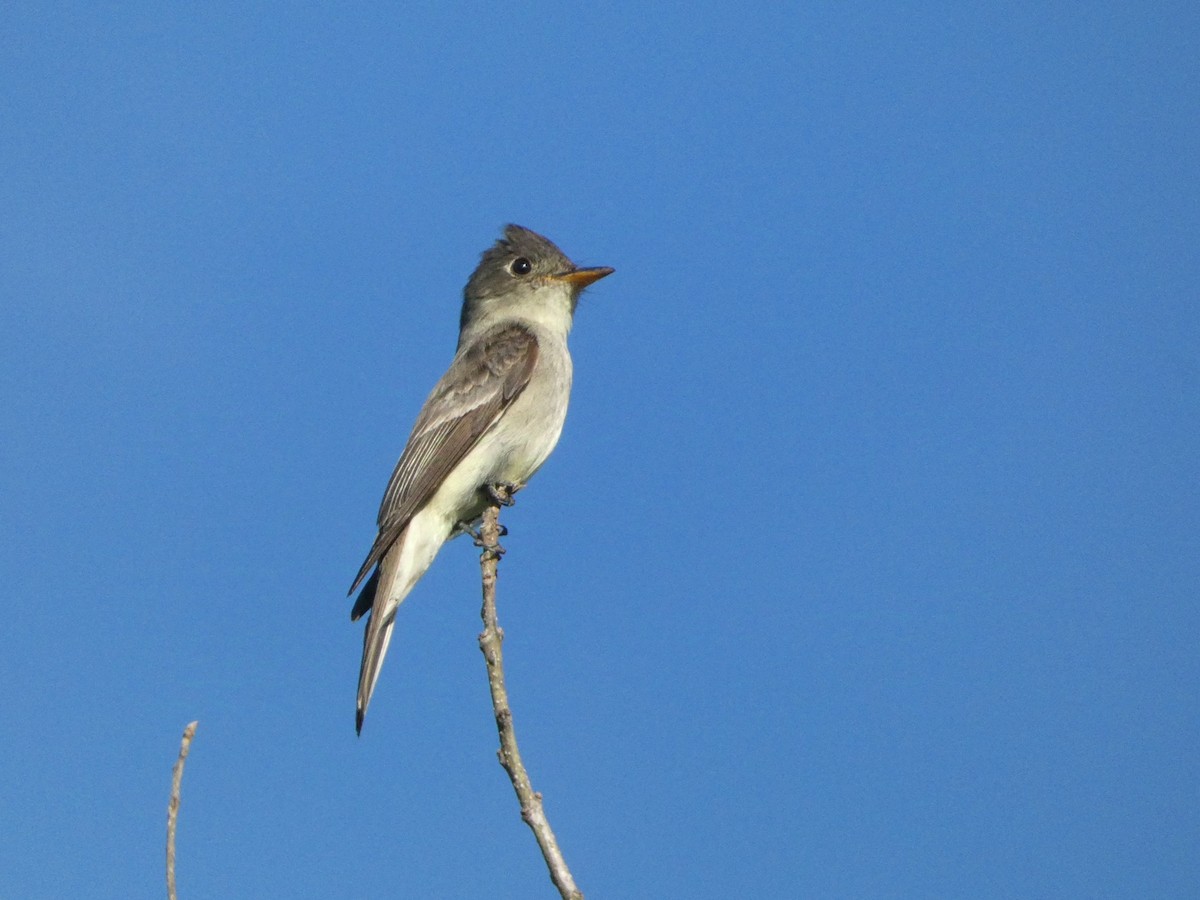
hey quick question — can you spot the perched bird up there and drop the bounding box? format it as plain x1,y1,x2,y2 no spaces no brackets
348,225,613,733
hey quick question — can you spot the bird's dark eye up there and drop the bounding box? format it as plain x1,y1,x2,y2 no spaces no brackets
510,257,532,276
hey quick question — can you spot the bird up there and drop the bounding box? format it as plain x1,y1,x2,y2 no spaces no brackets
347,224,613,733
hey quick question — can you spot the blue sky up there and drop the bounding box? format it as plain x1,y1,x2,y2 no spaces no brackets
1,3,1197,897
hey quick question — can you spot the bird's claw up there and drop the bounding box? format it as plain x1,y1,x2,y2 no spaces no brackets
475,484,519,558
486,482,522,507
453,520,482,542
456,520,508,549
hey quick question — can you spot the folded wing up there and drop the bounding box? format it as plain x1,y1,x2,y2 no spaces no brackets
347,323,539,600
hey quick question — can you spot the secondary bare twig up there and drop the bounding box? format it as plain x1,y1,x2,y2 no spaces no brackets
477,499,583,900
166,720,198,900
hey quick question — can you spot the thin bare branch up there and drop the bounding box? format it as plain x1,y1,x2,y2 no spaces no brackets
166,721,198,900
477,499,583,900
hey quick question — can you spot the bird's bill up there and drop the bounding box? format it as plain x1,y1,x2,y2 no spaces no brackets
552,266,615,288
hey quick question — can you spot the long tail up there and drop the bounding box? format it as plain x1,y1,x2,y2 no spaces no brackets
352,513,450,733
355,536,405,734
357,607,396,734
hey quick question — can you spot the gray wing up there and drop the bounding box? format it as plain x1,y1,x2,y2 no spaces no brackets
347,323,538,596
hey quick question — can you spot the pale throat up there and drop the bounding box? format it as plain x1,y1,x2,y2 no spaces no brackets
468,285,576,341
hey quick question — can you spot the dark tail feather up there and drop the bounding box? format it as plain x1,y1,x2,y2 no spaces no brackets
356,618,374,735
350,567,380,622
356,603,395,734
351,529,408,734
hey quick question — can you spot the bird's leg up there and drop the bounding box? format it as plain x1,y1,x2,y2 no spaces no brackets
486,482,524,507
479,483,520,560
455,519,508,549
453,520,483,543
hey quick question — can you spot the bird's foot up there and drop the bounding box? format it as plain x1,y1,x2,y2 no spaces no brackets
456,520,507,549
453,520,482,542
486,482,523,507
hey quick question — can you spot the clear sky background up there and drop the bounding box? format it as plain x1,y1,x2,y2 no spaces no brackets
1,4,1197,898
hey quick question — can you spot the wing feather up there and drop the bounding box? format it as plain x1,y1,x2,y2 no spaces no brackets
347,324,538,595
